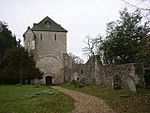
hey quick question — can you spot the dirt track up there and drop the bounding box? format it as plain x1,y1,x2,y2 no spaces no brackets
51,86,116,113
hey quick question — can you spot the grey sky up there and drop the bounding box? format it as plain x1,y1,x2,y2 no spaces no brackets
1,0,141,61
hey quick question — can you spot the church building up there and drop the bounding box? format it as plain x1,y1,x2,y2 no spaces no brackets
23,16,68,84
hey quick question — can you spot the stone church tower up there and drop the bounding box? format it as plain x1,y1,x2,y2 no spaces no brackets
23,16,68,84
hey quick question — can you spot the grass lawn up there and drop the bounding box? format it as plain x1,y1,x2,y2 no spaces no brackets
0,85,74,113
61,83,150,113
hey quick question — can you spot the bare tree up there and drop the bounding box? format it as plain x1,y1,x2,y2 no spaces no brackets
69,53,84,64
122,0,150,10
82,35,95,58
121,0,150,19
82,34,103,58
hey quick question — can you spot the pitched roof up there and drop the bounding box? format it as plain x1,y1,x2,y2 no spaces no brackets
31,16,67,32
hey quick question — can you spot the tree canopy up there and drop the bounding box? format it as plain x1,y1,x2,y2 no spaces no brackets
82,8,149,66
99,8,150,65
0,21,18,64
0,21,43,84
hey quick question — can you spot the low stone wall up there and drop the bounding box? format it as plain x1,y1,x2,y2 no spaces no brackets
67,56,144,88
97,63,144,87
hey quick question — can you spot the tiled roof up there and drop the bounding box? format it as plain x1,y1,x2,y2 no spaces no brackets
31,16,67,32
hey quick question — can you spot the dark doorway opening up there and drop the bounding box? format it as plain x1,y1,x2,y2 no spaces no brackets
144,69,150,88
45,76,52,85
113,75,122,89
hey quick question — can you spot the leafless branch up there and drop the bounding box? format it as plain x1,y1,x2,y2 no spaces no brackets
82,34,103,58
122,0,150,11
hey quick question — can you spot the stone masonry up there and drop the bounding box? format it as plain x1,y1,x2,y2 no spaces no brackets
65,55,144,89
23,17,144,88
23,16,67,84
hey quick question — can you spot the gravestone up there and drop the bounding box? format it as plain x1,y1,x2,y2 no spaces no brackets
127,76,137,93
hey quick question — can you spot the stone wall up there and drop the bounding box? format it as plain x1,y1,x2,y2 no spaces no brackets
99,63,144,87
66,55,144,88
24,28,67,84
66,56,95,84
33,31,67,62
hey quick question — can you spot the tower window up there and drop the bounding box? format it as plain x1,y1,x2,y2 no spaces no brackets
81,70,83,74
54,34,56,41
40,34,42,40
45,22,51,28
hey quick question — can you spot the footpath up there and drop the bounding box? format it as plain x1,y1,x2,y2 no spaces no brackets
52,86,116,113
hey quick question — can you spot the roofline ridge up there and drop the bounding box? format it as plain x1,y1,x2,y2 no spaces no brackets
31,16,67,32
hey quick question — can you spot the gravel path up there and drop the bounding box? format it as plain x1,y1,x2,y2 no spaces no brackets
51,86,116,113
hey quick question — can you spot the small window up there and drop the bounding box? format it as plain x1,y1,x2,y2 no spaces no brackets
54,34,56,41
40,34,42,40
81,70,83,74
46,22,51,28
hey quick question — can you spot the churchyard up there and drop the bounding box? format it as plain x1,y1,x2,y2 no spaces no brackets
61,83,150,113
0,83,150,113
0,85,74,113
0,1,150,112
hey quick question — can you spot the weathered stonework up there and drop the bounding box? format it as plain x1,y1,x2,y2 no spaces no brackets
23,16,67,84
23,17,144,88
66,55,144,89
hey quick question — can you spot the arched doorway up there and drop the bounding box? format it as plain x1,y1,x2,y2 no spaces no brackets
144,69,150,88
45,76,52,85
113,75,122,89
36,55,63,84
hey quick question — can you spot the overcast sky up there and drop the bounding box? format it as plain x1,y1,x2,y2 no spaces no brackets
1,0,145,61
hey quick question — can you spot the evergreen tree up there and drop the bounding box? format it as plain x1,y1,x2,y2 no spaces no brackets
0,21,17,64
1,47,43,84
100,8,150,65
0,21,43,84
